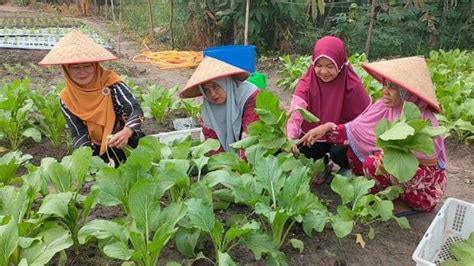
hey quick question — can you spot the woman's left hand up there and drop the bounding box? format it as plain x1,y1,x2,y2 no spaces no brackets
108,127,133,149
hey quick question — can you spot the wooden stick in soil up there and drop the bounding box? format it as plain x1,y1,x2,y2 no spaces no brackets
118,0,123,55
147,0,154,38
244,0,250,45
169,0,175,49
365,0,377,58
111,0,116,22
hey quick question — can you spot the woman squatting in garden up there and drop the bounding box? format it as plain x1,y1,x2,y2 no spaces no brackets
300,56,447,212
179,57,261,159
39,30,145,166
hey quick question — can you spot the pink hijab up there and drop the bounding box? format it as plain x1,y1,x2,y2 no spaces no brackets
294,36,370,133
345,89,447,168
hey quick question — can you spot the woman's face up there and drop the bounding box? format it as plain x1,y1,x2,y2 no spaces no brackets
382,80,403,108
313,57,338,83
202,81,227,104
67,63,96,86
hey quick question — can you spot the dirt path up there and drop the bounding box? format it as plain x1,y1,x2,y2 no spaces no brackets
1,4,473,265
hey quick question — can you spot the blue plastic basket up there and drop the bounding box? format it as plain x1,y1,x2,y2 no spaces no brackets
203,45,256,73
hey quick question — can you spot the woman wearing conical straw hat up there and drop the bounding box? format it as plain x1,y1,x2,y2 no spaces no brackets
179,57,261,158
300,56,447,213
39,31,145,166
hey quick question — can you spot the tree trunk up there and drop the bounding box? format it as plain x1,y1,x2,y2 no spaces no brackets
365,0,376,58
111,0,115,22
244,0,250,45
147,0,154,37
170,0,175,48
118,0,123,55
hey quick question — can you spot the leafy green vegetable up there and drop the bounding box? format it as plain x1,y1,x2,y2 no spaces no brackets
0,79,41,150
442,232,474,265
375,101,446,183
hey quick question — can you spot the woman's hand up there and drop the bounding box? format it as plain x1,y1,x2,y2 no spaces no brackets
108,127,133,149
300,122,336,146
374,152,386,175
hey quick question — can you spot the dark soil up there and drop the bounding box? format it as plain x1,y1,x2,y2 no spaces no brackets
1,4,473,266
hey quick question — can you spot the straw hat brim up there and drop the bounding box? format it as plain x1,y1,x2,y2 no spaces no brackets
179,57,250,98
361,57,441,113
38,30,117,66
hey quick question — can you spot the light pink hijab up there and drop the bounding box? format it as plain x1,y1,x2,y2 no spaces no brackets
345,89,447,168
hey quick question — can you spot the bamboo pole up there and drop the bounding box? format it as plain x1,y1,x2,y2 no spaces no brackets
147,0,154,37
365,0,376,58
118,0,123,55
244,0,250,45
170,0,175,48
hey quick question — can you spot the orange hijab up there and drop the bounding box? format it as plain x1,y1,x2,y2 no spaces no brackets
59,63,122,155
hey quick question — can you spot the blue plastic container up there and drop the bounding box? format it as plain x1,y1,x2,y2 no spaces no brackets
203,45,256,73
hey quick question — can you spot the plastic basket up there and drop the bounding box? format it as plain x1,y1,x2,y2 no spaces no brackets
412,198,474,265
152,128,203,145
203,45,256,73
247,72,267,90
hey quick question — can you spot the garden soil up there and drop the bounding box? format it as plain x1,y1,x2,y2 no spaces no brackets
1,4,473,266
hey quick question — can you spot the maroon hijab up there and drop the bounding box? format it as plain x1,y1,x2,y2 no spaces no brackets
294,36,370,134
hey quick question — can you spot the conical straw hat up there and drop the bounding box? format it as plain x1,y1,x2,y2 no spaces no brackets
362,56,441,112
179,57,250,98
39,30,117,66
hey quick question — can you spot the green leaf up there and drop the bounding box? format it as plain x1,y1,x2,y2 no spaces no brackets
0,216,18,266
376,186,402,201
379,122,415,141
78,219,124,244
185,198,215,233
302,209,328,235
450,242,474,262
402,101,421,121
351,176,375,204
255,155,284,196
394,216,411,229
289,238,304,253
217,251,236,266
230,135,259,149
383,148,419,183
22,127,41,142
368,226,375,240
243,231,281,260
330,175,354,204
255,91,281,125
421,125,447,137
38,192,73,219
68,146,93,186
22,223,73,265
295,106,319,123
190,138,221,158
103,241,134,260
128,180,161,233
208,152,250,173
175,228,200,258
331,216,354,238
224,220,260,248
375,200,394,221
93,167,127,207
